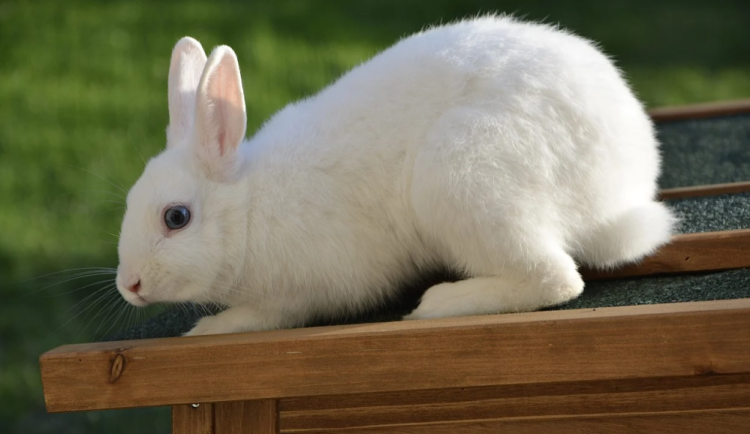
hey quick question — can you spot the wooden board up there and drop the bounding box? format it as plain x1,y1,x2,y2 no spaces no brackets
215,400,278,434
648,98,750,122
171,400,279,434
658,181,750,200
279,374,750,431
40,298,750,412
173,403,214,434
580,229,750,280
286,409,750,434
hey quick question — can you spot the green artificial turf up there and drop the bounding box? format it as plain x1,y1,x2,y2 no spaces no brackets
2,1,750,432
658,114,750,188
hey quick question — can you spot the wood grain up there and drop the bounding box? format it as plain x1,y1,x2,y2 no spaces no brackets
658,181,750,200
580,229,750,280
173,403,214,434
286,409,750,434
215,400,279,434
40,298,750,412
279,374,750,431
648,98,750,122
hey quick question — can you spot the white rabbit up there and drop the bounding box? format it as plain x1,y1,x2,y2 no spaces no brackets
116,15,675,336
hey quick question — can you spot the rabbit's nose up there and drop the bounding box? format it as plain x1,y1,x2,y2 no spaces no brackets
127,279,141,294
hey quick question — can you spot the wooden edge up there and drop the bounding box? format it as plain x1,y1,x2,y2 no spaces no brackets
658,181,750,200
279,374,750,431
648,98,750,122
279,373,750,412
41,297,750,355
580,228,750,281
40,298,750,412
285,408,750,434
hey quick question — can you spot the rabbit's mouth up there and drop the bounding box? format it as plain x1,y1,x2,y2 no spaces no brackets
116,281,150,307
130,293,149,307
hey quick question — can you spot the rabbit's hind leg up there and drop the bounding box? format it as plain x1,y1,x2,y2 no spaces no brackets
404,239,584,320
407,115,584,320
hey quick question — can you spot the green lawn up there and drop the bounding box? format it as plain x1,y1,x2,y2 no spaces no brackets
1,0,749,432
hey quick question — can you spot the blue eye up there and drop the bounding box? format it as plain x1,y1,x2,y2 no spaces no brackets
164,205,190,230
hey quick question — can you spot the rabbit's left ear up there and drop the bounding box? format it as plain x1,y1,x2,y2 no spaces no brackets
192,45,247,179
167,37,207,148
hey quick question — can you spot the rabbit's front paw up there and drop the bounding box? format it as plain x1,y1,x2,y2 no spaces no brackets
184,315,230,336
404,282,469,320
183,305,277,336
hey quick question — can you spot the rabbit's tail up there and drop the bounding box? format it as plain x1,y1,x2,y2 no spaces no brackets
577,201,678,269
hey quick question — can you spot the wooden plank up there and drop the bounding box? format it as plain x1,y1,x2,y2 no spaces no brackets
39,298,750,412
173,403,214,434
659,181,750,200
580,229,750,281
286,409,750,434
280,373,750,412
648,98,750,122
215,400,279,434
280,374,750,431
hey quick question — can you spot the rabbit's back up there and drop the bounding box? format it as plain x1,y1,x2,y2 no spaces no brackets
252,15,658,239
243,15,661,319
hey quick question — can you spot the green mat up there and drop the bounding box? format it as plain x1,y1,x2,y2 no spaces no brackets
107,114,750,341
658,114,750,188
671,192,750,233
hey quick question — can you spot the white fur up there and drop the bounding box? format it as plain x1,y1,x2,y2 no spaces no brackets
116,16,676,336
167,37,207,148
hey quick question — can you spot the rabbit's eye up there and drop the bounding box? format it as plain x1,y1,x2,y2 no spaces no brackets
164,205,191,230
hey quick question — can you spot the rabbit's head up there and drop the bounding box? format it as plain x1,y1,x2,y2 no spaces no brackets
116,37,249,307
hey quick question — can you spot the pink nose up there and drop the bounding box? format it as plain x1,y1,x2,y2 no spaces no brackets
127,279,141,293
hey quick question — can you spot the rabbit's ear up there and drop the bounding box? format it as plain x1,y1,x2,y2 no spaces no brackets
193,45,247,179
167,37,207,148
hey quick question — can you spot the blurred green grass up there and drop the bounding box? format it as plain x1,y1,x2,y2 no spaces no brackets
1,0,749,432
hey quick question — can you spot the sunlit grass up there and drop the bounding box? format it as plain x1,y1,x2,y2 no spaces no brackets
628,66,750,107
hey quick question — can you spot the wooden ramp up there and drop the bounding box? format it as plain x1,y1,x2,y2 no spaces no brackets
39,100,750,433
39,298,750,433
